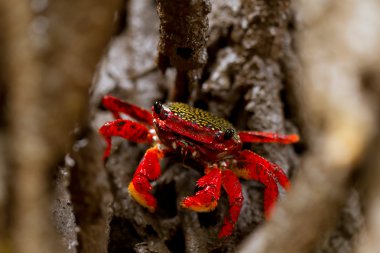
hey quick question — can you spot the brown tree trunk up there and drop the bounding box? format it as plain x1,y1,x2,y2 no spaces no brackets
0,0,122,252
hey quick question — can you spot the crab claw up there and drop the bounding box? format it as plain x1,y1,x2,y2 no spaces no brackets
128,176,156,212
181,167,222,212
128,146,165,212
233,150,290,218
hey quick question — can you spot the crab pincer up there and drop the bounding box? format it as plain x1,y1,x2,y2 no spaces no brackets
181,167,222,212
128,146,165,212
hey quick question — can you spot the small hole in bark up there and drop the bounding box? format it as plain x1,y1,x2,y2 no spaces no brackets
176,47,193,59
165,227,186,253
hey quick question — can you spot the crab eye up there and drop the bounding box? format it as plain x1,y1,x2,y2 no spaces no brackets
154,101,168,120
224,129,235,140
154,101,162,114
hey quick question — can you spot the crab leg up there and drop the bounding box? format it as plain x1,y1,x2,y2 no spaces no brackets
218,170,243,238
239,131,299,144
181,166,222,212
99,119,153,161
233,150,290,218
102,95,153,125
128,146,165,212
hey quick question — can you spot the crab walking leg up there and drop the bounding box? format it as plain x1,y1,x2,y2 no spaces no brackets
181,167,222,212
218,170,243,238
233,150,290,218
99,119,153,161
239,131,299,144
128,146,165,212
102,95,153,125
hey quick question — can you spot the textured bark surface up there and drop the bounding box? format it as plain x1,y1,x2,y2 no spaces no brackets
88,0,299,252
1,0,380,253
157,0,210,71
239,1,380,253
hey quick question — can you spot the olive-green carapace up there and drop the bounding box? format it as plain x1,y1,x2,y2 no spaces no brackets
166,102,238,138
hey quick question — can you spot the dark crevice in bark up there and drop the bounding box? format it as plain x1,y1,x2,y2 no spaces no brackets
108,217,142,253
155,181,178,219
199,27,233,86
113,0,129,36
172,70,190,102
198,209,219,228
164,227,186,253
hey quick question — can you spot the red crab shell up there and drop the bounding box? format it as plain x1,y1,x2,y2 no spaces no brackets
152,102,242,162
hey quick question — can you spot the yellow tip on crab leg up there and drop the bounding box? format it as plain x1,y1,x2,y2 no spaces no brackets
128,182,156,213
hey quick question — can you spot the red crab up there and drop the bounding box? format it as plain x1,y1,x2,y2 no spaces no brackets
99,95,299,238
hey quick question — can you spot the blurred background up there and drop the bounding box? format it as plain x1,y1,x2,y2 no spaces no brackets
0,0,380,253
